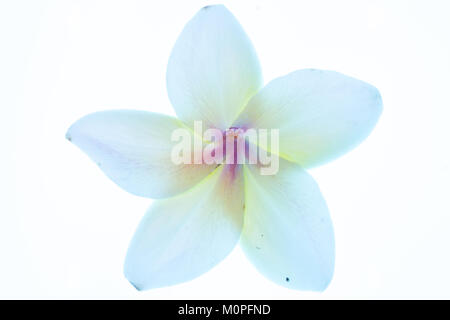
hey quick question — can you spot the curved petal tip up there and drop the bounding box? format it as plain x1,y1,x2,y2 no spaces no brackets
127,278,143,291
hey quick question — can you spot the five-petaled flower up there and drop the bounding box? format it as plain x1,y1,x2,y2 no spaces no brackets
66,5,382,291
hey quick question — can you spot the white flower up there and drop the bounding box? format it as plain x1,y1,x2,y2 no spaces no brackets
66,5,382,291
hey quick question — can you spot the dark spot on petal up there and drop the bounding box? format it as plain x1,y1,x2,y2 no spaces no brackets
256,246,260,250
260,234,264,238
97,162,102,167
243,203,246,210
285,277,290,282
66,134,72,142
203,5,211,10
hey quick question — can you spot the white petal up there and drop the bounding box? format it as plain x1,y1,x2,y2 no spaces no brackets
241,160,335,291
234,69,382,168
167,5,262,130
66,110,215,199
124,165,244,290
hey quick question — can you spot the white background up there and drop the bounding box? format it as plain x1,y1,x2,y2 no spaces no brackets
1,0,450,299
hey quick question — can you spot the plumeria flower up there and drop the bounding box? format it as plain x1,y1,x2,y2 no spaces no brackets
66,5,382,291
